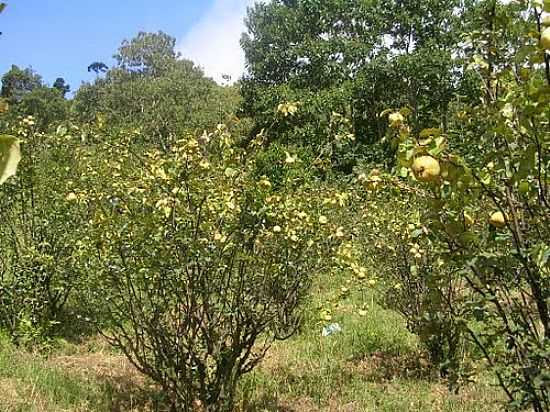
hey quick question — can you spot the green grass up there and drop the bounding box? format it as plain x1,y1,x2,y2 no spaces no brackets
237,299,501,412
0,273,504,411
0,334,99,411
234,270,503,411
0,334,166,411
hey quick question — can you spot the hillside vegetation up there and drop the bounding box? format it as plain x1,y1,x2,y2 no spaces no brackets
0,0,549,411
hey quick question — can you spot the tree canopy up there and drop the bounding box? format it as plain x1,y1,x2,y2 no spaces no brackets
74,31,239,148
240,0,473,153
52,77,70,97
1,65,43,103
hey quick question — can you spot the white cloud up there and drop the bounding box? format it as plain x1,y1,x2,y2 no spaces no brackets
177,0,257,84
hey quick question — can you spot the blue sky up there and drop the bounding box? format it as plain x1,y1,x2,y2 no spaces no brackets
0,0,255,93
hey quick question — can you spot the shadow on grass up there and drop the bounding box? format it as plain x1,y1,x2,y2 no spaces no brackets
240,395,305,412
50,307,101,345
100,376,171,412
351,350,435,382
50,347,172,412
101,380,302,412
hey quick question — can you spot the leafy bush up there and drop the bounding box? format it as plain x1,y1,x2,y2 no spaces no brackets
393,1,550,406
0,120,86,344
327,171,471,386
79,125,338,411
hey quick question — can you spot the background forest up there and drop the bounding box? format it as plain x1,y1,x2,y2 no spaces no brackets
0,0,549,411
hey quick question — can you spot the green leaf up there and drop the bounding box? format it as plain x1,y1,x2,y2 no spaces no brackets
56,125,68,136
501,103,514,119
513,145,536,182
419,128,441,139
530,243,550,271
224,167,238,178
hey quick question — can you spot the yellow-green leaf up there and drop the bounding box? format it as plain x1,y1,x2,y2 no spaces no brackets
0,135,21,184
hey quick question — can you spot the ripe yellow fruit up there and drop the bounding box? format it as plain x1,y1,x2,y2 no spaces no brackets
519,67,530,81
542,27,550,50
320,310,332,322
388,112,404,128
258,177,271,189
464,212,474,227
489,211,506,228
366,175,382,190
412,156,441,182
0,99,8,113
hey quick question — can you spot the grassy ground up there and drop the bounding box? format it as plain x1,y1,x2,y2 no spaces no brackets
0,274,504,411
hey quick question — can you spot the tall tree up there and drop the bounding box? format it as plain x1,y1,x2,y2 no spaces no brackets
74,32,237,149
52,77,70,97
1,65,43,103
113,31,177,76
240,0,472,153
87,62,108,75
18,87,69,129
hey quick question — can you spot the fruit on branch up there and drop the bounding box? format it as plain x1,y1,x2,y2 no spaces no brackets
412,156,441,182
489,211,507,228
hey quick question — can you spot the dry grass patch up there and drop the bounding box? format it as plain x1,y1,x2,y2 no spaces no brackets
349,350,433,382
49,346,167,412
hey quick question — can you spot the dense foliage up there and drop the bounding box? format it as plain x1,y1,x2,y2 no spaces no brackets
74,32,240,150
390,1,550,408
240,0,475,163
0,0,549,411
71,123,342,410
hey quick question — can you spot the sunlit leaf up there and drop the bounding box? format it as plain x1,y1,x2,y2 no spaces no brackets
0,134,21,184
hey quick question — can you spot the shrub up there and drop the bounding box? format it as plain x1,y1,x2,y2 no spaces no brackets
0,120,86,344
393,4,550,405
81,125,338,411
335,172,471,386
